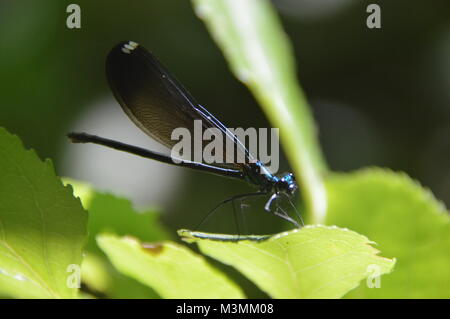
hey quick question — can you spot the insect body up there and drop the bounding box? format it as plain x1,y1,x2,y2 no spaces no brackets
69,41,301,228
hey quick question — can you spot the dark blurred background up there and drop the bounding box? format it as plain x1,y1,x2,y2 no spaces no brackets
0,0,449,236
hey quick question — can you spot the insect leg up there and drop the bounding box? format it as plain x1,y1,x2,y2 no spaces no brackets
231,199,241,239
280,193,304,227
264,193,278,212
195,192,267,231
265,193,300,228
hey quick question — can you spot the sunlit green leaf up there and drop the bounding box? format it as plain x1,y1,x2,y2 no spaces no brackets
0,128,87,298
180,225,395,298
326,168,450,298
98,234,245,299
64,179,167,298
63,178,171,254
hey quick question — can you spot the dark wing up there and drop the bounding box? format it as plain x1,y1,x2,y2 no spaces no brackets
106,41,253,168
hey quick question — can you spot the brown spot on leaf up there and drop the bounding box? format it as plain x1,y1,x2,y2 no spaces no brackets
141,242,164,255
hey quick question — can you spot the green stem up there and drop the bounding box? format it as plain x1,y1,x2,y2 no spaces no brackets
192,0,328,224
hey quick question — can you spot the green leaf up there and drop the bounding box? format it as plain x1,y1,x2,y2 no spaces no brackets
326,168,450,298
97,234,245,299
80,253,111,294
191,0,328,223
0,128,88,298
63,179,168,298
179,226,395,298
81,251,160,299
63,178,171,254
